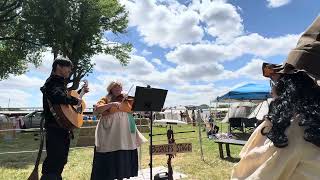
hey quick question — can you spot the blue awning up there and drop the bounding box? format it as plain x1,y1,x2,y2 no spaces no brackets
217,83,271,101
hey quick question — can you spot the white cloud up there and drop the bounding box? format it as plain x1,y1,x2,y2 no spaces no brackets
93,53,156,75
165,91,210,106
175,83,216,93
0,74,45,107
151,58,162,65
95,75,137,93
236,59,265,79
166,33,299,65
141,49,152,56
234,59,268,80
168,63,225,81
0,74,45,89
166,43,239,64
121,0,204,48
92,53,181,90
122,0,246,47
164,83,229,106
232,33,299,57
266,0,291,8
209,59,269,81
0,89,33,107
151,58,171,69
192,0,244,42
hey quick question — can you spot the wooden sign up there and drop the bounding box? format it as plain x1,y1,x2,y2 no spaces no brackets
151,143,192,155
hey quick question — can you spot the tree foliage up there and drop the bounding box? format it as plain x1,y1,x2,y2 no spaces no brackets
1,0,132,87
0,0,42,79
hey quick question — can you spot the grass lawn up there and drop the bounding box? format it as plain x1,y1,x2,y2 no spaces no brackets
0,123,249,180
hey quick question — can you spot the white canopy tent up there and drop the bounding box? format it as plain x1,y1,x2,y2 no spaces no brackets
221,102,256,123
248,98,272,120
161,106,187,121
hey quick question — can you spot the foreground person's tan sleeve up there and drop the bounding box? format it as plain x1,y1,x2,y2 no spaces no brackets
231,119,320,180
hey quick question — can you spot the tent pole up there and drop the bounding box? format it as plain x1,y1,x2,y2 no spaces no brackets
227,99,231,134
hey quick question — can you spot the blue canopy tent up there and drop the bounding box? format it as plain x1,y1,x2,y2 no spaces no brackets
216,83,271,102
214,83,272,133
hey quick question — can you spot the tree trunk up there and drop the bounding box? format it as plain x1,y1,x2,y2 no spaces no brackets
68,76,81,90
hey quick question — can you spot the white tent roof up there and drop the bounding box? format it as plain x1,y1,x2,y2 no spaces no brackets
248,98,272,120
160,106,188,120
222,102,256,123
162,109,183,121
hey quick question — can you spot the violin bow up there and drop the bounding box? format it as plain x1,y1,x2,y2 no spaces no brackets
121,84,134,102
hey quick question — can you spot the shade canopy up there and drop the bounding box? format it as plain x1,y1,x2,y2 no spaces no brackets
217,83,271,102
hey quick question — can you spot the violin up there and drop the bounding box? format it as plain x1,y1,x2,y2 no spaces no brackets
108,93,135,114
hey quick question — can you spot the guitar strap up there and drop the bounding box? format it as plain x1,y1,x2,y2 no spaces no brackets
46,98,75,140
27,115,45,180
46,99,70,129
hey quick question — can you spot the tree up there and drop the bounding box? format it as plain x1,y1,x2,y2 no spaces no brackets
21,0,132,89
198,104,209,109
0,0,22,23
0,0,43,80
0,0,132,87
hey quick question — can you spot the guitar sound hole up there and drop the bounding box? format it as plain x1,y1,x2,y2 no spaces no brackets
76,106,82,113
71,104,83,113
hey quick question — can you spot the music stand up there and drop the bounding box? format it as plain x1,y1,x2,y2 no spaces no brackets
132,86,167,180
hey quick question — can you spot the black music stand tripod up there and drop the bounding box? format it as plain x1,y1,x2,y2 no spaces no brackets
132,86,168,180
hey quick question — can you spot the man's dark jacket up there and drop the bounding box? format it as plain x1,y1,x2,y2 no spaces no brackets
40,75,79,128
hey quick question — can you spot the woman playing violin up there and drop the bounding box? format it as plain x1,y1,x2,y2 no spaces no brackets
91,81,147,180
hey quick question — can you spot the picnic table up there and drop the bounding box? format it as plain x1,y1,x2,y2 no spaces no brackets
214,139,247,158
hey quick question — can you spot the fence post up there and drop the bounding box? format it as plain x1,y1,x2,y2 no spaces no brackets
197,110,204,161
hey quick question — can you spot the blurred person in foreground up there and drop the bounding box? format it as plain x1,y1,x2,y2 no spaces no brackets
232,16,320,180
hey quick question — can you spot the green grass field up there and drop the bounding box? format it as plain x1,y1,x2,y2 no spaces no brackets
0,123,249,180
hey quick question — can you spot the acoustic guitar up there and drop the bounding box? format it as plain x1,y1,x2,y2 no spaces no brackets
51,80,88,129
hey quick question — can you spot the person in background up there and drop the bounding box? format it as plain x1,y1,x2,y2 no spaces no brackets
180,111,184,121
192,110,196,126
207,114,219,137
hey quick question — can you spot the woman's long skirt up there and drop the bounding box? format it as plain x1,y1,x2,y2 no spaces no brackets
91,148,138,180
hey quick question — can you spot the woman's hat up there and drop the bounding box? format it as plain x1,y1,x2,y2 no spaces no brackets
262,16,320,79
262,62,296,77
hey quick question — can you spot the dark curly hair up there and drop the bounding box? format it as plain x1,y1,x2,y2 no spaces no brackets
261,71,320,148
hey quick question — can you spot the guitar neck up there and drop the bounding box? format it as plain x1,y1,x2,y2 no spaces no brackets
78,80,88,99
79,91,85,99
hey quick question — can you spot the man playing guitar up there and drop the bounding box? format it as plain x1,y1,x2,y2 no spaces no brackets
40,56,89,180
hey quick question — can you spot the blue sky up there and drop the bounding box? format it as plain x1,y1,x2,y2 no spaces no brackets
0,0,319,108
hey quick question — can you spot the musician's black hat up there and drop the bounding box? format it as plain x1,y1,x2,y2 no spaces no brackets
52,56,73,70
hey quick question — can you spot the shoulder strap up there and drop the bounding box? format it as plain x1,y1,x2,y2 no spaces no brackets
27,115,45,180
46,98,73,130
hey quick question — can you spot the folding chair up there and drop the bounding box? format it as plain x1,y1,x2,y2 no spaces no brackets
229,117,244,133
